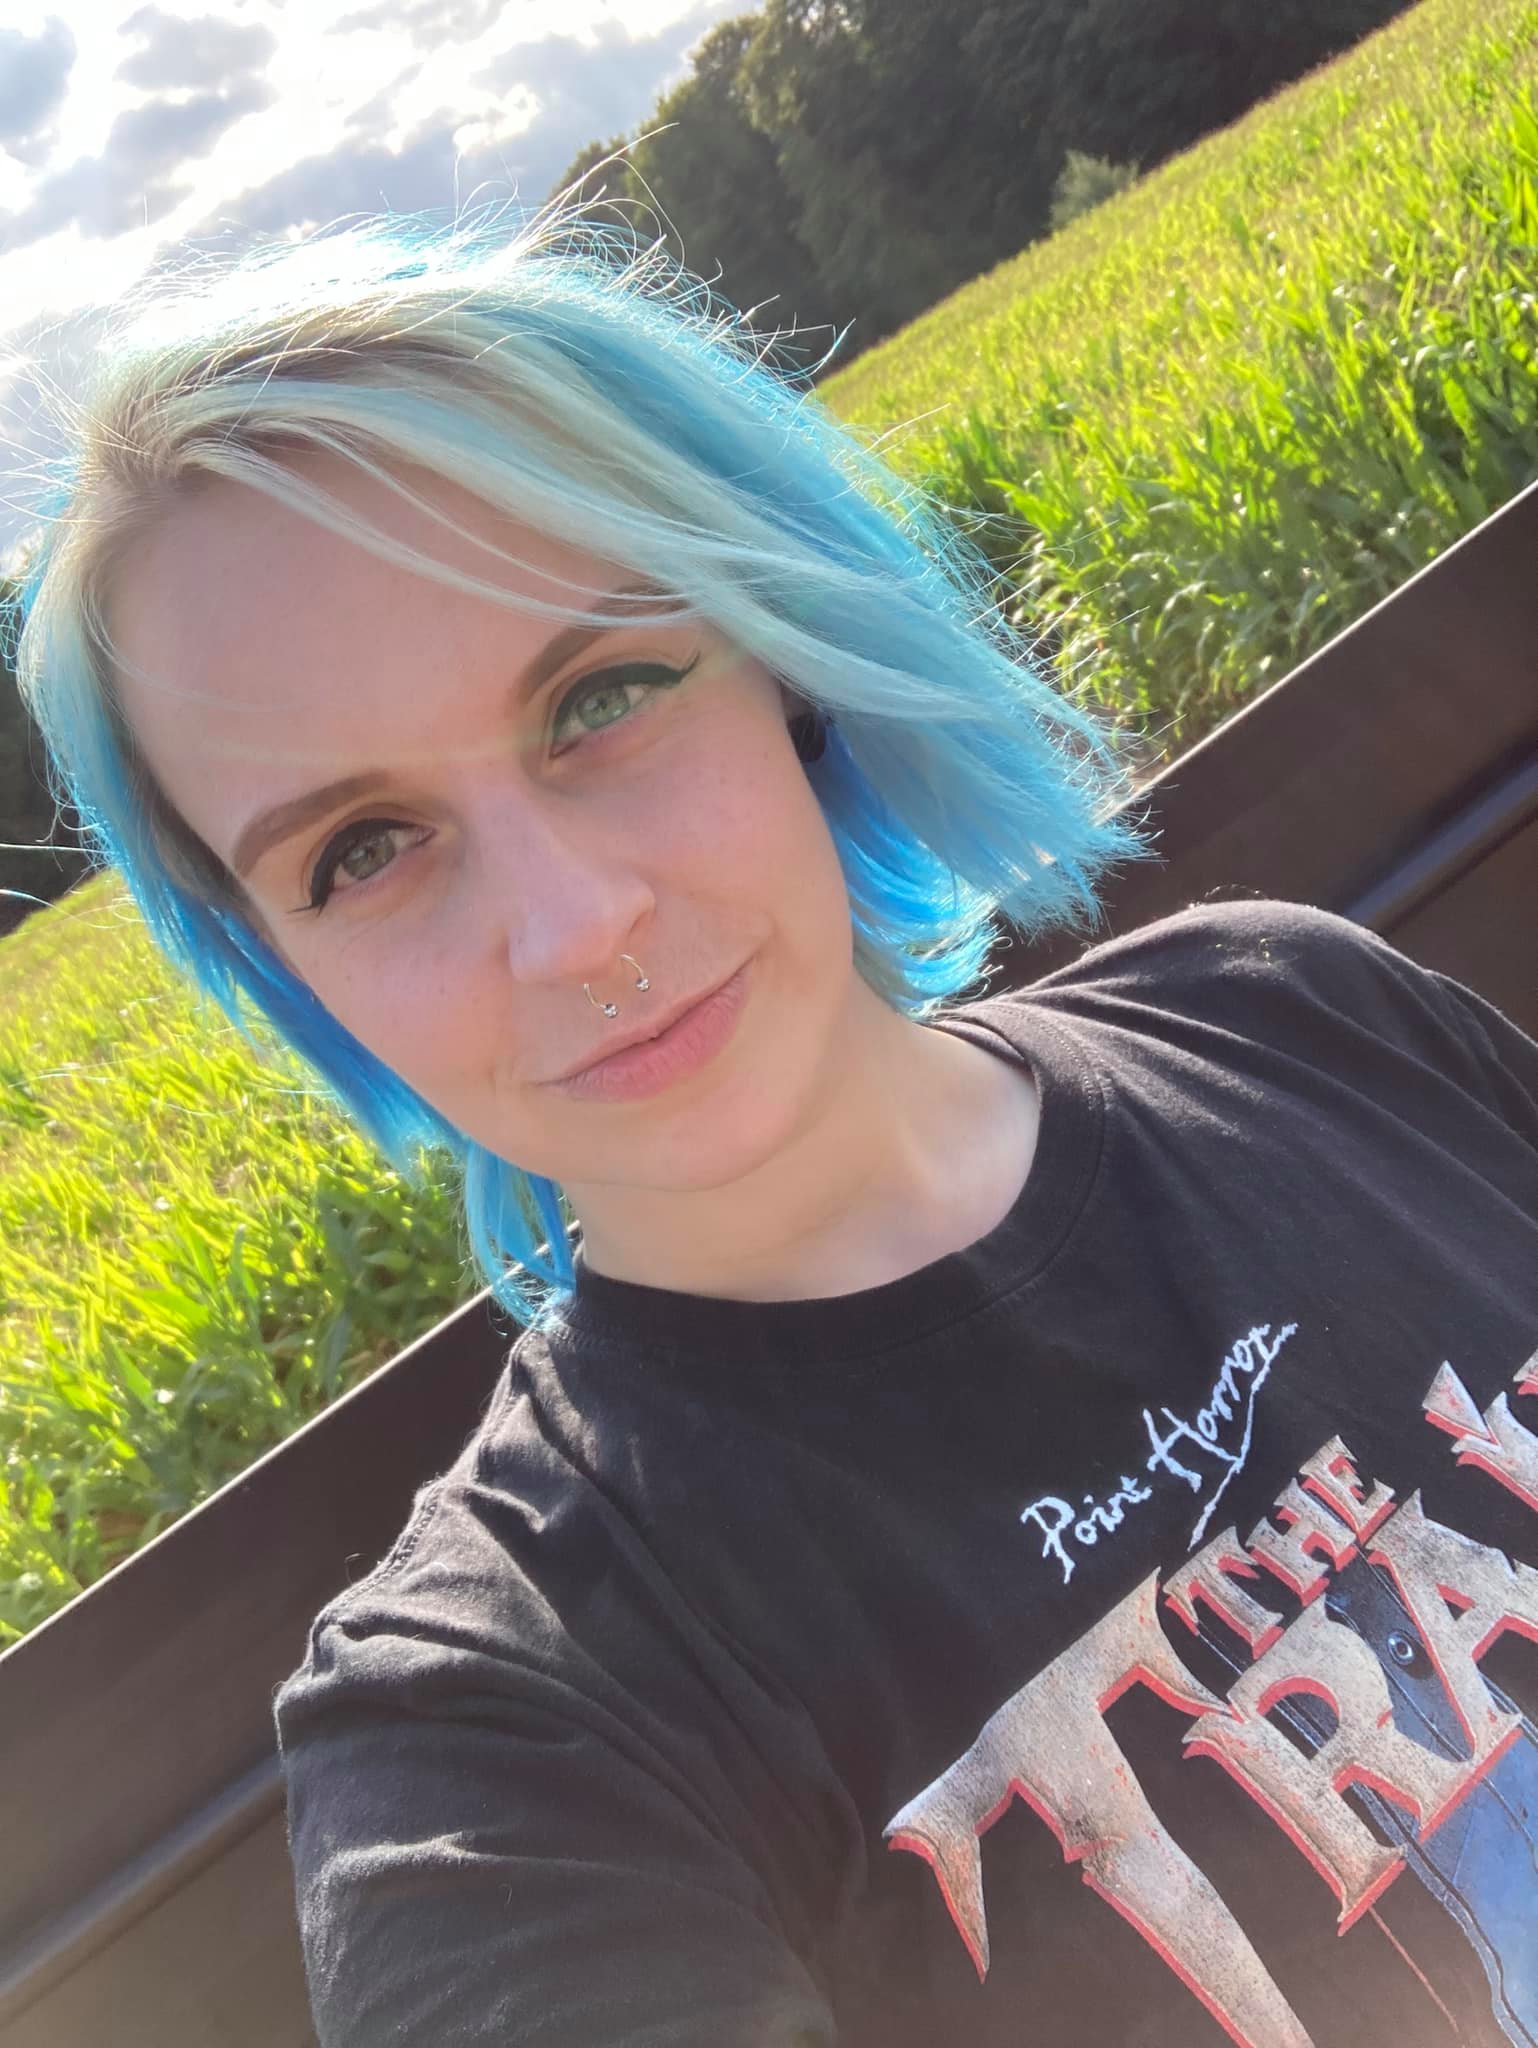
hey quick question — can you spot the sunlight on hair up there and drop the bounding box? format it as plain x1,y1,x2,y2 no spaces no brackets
7,181,1160,1327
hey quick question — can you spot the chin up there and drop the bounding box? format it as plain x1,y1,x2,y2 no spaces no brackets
606,1078,808,1194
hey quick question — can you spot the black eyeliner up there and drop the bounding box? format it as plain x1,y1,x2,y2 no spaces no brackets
291,653,701,914
550,652,701,746
295,816,417,914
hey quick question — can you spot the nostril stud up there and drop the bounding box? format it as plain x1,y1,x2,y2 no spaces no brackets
584,955,649,1017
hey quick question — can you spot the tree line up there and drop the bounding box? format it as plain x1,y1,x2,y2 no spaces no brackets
551,0,1414,366
1,590,89,937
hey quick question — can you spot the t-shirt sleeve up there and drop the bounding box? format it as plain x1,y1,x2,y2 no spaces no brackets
276,1614,838,2048
1040,892,1538,1163
1412,958,1538,1154
1245,894,1538,1155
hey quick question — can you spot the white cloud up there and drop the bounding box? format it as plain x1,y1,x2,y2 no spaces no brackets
117,6,278,91
202,0,732,241
0,0,742,548
4,76,276,248
0,16,77,161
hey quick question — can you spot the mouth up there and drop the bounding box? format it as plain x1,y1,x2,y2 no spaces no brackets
542,959,754,1102
546,963,745,1083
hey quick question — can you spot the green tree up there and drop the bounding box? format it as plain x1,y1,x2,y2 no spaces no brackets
553,0,1419,369
1,584,89,937
627,16,831,343
1013,0,1416,210
1048,150,1140,233
549,133,643,213
737,0,984,343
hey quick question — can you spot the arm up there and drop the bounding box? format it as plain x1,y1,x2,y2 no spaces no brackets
277,1619,839,2048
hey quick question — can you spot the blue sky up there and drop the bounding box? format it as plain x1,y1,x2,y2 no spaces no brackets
0,0,739,549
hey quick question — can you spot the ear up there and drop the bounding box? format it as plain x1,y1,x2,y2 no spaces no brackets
776,674,810,722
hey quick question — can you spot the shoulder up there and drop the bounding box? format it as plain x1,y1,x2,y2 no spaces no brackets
1036,890,1400,991
1023,890,1466,1050
946,890,1512,1121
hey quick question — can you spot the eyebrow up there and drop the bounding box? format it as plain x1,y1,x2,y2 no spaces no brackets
227,580,675,880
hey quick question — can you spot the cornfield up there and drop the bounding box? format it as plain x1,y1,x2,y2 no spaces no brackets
0,878,472,1642
825,0,1538,761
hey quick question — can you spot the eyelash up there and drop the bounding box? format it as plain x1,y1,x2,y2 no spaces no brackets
293,653,700,914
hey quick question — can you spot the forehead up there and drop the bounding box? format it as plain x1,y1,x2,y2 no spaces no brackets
110,456,625,727
109,458,630,798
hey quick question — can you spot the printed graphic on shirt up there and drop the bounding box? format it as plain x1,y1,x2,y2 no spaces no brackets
1018,1320,1299,1582
885,1343,1538,2048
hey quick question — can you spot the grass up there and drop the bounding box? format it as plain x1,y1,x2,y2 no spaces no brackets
7,0,1538,1642
822,0,1538,762
0,874,477,1644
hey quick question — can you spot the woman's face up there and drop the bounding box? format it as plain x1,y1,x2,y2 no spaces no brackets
109,456,859,1198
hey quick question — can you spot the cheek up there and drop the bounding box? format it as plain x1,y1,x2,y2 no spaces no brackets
736,759,849,938
287,921,491,1101
654,716,838,898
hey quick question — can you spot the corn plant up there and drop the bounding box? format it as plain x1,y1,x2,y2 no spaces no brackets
825,0,1538,759
1,876,479,1641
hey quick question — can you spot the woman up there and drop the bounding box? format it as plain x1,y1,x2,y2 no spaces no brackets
15,203,1538,2048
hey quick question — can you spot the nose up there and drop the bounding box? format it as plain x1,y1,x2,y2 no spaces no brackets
476,788,655,993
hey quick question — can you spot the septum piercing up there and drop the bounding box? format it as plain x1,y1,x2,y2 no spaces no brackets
584,954,650,1018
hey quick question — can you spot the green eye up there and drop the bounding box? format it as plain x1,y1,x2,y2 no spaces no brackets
301,818,425,913
550,654,700,751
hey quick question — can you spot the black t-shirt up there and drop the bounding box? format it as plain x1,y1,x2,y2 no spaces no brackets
274,895,1538,2048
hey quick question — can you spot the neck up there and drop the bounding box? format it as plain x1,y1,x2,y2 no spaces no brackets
565,976,1040,1306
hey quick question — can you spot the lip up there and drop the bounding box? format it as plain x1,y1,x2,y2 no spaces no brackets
544,960,753,1104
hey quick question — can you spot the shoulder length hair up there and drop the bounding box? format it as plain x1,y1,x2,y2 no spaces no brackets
11,195,1159,1328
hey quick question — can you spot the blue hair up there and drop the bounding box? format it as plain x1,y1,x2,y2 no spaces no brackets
11,198,1160,1330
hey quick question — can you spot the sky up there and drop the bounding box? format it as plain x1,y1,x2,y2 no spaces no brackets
0,0,741,552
